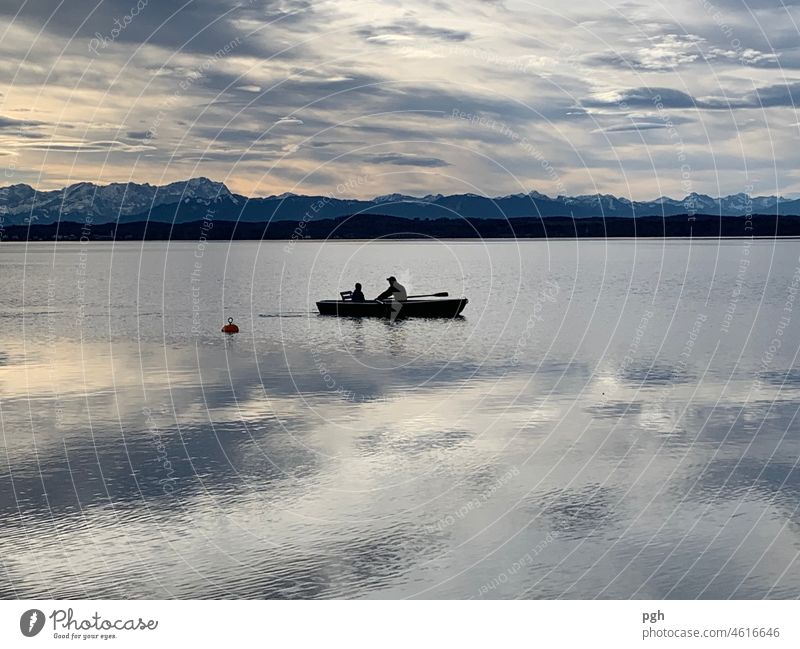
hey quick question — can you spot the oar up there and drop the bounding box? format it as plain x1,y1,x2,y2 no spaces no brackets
407,292,449,298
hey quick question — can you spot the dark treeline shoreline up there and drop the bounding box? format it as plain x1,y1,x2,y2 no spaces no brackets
3,213,800,241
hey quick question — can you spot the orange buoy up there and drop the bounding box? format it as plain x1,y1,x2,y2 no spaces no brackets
221,317,239,334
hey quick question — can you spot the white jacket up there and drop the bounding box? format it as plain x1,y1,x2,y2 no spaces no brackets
391,280,407,301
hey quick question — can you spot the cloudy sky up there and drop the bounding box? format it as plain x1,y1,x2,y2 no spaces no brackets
1,0,799,199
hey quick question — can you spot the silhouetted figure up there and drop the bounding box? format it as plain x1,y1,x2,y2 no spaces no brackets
376,276,407,301
351,283,366,302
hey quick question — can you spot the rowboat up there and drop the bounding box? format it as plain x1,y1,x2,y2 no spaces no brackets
316,298,468,319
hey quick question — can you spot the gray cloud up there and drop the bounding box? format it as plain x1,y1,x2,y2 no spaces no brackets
0,0,316,58
583,34,705,71
305,139,365,149
582,31,783,71
583,87,699,109
362,153,451,167
710,0,800,7
0,115,45,129
597,123,677,133
584,81,800,110
12,139,156,153
738,80,800,108
357,17,470,44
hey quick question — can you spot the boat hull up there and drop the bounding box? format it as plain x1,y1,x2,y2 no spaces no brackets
316,298,468,319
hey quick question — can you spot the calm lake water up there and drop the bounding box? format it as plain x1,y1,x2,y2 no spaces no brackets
1,238,799,599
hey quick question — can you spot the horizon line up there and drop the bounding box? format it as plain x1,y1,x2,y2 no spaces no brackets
2,176,798,203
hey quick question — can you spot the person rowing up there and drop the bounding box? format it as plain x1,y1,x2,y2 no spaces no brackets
375,276,407,302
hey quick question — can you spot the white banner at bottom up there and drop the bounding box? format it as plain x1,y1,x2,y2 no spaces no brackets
1,600,797,648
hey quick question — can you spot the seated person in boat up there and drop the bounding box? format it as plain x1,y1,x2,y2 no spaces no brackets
375,276,407,301
351,283,366,302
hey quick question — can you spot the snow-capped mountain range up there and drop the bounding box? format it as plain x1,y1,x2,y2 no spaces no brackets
0,178,233,224
1,177,797,226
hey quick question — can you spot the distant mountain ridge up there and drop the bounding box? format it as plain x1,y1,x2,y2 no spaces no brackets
1,177,798,226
